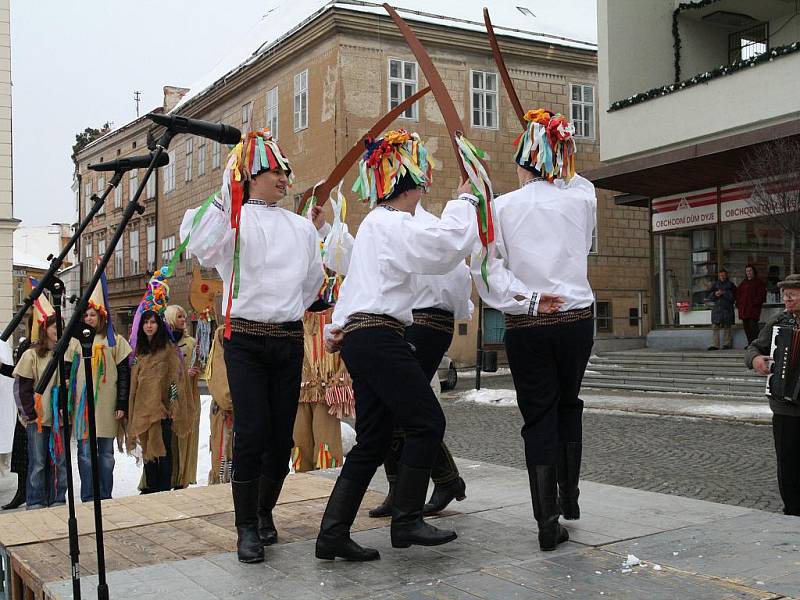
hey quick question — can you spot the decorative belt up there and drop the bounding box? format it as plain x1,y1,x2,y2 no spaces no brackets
505,307,594,330
229,318,303,340
343,312,405,337
412,308,455,335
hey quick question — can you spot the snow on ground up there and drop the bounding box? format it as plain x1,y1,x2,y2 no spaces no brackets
458,388,518,406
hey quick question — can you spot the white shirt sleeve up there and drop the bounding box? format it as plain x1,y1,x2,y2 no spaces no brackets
180,201,234,268
385,198,478,275
470,217,538,316
317,222,332,240
322,223,354,276
302,227,325,309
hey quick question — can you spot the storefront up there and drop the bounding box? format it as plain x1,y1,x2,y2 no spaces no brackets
652,181,794,328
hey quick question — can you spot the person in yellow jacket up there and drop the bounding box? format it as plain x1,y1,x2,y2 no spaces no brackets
206,326,233,484
165,305,202,489
71,278,132,502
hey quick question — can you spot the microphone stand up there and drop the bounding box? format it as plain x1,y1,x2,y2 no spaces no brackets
34,129,175,600
0,172,124,342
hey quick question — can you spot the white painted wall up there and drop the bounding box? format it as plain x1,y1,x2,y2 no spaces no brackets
0,0,15,326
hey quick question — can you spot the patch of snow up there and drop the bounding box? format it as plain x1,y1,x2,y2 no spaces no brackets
622,554,641,568
652,564,662,571
457,388,517,406
341,421,356,455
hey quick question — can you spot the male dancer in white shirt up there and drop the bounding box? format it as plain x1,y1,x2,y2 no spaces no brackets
315,130,561,561
472,109,596,552
181,130,324,564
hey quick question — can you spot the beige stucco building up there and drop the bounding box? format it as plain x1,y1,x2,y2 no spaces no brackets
74,2,651,365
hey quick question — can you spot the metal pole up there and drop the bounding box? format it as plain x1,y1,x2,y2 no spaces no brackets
475,298,483,390
658,235,667,326
638,290,644,337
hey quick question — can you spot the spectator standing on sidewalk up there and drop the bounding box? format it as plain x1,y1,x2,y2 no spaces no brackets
736,265,767,344
706,269,737,350
745,273,800,517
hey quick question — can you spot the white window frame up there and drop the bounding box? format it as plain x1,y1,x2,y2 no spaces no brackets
146,218,156,272
388,58,418,120
129,226,140,274
212,141,221,169
113,181,122,210
590,226,598,255
185,138,193,181
163,150,176,192
470,70,499,130
83,237,93,281
129,170,138,203
161,235,176,263
114,240,124,278
84,180,93,216
242,102,252,125
570,83,595,140
96,176,105,213
266,87,279,139
146,170,156,199
293,70,308,132
197,138,206,177
96,235,106,261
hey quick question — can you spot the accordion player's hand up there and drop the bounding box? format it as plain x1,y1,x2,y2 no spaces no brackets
753,355,771,376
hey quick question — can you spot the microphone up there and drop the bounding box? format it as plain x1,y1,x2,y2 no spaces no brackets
89,153,169,172
147,113,241,145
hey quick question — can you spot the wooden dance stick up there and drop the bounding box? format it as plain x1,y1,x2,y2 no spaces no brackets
484,7,526,128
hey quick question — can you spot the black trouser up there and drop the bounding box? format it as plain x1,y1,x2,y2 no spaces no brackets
143,419,173,493
773,413,800,516
225,331,304,482
505,318,594,466
339,326,446,486
382,321,459,484
743,319,761,344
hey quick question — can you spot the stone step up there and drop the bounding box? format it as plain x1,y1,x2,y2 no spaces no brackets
591,355,747,368
582,371,765,391
581,380,766,400
586,363,757,378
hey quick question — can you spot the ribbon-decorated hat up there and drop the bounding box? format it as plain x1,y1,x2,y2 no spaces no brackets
128,267,171,354
29,277,55,343
513,109,577,183
351,129,434,207
222,129,293,214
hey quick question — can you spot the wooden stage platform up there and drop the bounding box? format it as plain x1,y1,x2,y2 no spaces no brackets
0,473,384,600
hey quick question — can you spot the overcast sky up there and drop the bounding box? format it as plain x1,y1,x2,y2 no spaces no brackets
11,0,269,226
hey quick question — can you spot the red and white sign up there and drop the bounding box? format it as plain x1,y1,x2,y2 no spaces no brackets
720,179,800,222
652,188,718,232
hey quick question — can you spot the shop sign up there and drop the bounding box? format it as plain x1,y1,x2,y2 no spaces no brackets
720,179,800,222
651,188,718,232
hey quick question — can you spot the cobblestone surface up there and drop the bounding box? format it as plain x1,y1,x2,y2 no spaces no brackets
440,392,783,513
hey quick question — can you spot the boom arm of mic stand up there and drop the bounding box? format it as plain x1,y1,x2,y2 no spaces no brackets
0,171,123,342
34,143,171,395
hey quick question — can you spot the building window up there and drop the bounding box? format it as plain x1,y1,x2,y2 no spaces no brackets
83,237,93,281
471,70,498,129
590,226,598,254
146,217,156,272
388,59,418,119
129,227,139,275
129,170,138,203
185,138,193,181
242,101,252,125
596,301,612,333
96,176,105,213
570,84,595,139
161,235,176,263
266,87,279,139
458,323,468,336
294,70,308,131
729,22,768,64
163,150,176,192
114,240,124,279
184,248,192,274
96,233,106,258
113,182,122,209
197,139,206,177
146,169,156,199
212,141,221,169
84,180,93,216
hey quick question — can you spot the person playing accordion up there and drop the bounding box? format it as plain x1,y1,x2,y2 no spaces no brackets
745,273,800,517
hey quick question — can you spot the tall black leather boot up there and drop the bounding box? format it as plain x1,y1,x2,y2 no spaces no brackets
423,476,466,516
368,480,395,518
1,475,25,510
529,465,569,551
391,464,457,548
257,476,284,545
232,479,264,563
557,442,582,520
316,478,380,561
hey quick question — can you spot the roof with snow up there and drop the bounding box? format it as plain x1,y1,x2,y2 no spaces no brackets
175,0,597,111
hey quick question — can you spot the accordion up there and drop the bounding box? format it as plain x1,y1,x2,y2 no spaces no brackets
766,325,800,404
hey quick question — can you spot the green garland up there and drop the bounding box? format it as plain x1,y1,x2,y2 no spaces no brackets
673,0,724,83
609,41,800,112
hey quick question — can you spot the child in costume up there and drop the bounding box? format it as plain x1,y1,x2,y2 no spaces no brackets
13,294,68,509
206,325,233,485
71,276,132,501
126,273,190,493
164,304,202,489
